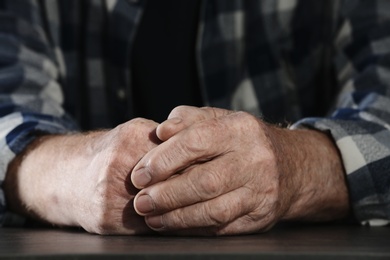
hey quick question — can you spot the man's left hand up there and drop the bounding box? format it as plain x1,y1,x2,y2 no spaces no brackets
131,106,350,235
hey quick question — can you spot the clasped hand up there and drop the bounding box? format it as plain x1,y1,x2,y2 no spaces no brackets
131,106,303,235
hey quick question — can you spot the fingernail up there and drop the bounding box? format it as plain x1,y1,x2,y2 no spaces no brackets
146,215,164,230
135,195,155,214
169,117,182,124
133,168,151,188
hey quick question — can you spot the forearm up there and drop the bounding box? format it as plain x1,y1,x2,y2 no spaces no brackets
3,135,48,222
3,133,96,226
272,127,350,222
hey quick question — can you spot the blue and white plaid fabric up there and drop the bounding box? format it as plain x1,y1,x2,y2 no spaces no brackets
0,0,389,226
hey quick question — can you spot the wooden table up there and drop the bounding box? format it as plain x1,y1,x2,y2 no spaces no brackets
0,223,389,259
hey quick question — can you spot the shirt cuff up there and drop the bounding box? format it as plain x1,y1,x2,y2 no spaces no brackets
291,116,390,224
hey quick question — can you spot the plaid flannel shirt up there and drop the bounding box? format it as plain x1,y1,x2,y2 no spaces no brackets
0,0,389,226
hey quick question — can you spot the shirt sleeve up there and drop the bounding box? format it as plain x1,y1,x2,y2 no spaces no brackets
0,0,78,225
292,0,390,225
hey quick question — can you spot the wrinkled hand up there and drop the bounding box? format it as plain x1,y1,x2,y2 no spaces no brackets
132,106,293,235
5,118,160,235
131,106,349,235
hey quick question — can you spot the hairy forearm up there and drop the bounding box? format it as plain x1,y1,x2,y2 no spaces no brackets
4,135,51,222
3,133,95,226
271,127,350,222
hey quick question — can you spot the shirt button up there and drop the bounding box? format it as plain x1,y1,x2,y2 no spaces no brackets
117,88,126,100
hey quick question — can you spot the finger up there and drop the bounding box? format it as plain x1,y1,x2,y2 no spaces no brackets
162,211,276,236
133,153,250,215
143,187,254,232
156,106,231,141
212,212,276,235
132,115,232,189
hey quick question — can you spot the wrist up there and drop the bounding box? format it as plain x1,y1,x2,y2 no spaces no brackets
266,125,350,222
4,135,58,221
3,133,89,226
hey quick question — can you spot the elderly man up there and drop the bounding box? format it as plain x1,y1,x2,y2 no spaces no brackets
0,0,389,235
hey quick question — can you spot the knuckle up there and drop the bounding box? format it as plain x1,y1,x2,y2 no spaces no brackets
154,187,182,212
233,111,259,132
183,117,226,155
196,170,222,198
108,124,131,148
168,105,203,122
109,118,159,156
122,118,158,135
206,203,232,227
200,106,218,118
170,105,191,116
235,110,256,122
86,181,117,234
186,125,212,153
128,117,149,125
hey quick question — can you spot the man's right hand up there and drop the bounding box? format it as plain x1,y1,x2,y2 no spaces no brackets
3,118,159,235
